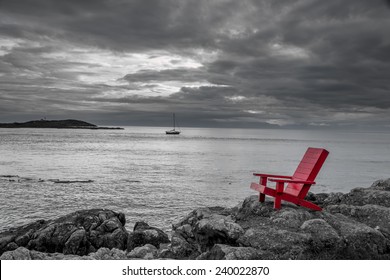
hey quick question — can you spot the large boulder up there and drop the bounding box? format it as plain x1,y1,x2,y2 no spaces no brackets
0,209,128,256
127,221,170,252
156,206,246,259
172,207,244,253
157,233,199,259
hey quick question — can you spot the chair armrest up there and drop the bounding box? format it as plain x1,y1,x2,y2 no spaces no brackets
253,173,293,179
269,178,316,185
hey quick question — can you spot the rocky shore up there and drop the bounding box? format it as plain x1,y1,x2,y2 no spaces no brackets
1,179,390,260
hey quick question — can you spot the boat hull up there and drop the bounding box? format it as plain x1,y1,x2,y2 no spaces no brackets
166,130,180,135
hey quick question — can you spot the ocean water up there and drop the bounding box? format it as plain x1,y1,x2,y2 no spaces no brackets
1,127,389,233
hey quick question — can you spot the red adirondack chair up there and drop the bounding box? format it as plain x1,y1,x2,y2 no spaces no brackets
250,147,329,211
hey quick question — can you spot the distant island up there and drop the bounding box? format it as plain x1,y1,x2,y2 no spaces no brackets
0,119,123,130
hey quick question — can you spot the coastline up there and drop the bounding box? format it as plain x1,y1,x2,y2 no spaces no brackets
1,178,390,260
0,119,124,130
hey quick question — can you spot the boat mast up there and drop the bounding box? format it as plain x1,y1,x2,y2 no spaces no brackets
173,113,176,130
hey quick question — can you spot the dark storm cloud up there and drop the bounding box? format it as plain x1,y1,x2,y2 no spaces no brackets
0,0,226,51
1,0,390,128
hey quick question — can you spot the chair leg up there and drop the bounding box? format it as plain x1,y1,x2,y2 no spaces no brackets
274,196,281,209
274,182,284,209
259,193,265,202
259,176,267,203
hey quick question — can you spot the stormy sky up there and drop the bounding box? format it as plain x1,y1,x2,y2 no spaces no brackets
0,0,389,129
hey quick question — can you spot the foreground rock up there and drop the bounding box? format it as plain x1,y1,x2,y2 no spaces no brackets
0,209,128,256
164,178,390,259
234,196,389,259
127,221,170,252
2,179,390,260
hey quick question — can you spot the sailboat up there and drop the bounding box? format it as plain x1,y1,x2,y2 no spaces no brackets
166,113,181,135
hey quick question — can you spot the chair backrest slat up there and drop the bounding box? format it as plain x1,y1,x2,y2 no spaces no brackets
284,148,329,198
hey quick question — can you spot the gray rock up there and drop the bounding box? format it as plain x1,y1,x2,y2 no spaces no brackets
299,218,344,258
157,233,200,259
233,192,390,259
127,221,170,252
173,207,233,229
0,247,32,260
0,209,128,256
326,204,390,237
90,247,127,260
127,244,158,259
310,180,390,208
63,229,87,255
197,244,259,260
238,226,311,259
193,214,244,250
0,220,46,255
324,213,389,259
0,246,128,260
371,178,390,191
172,207,244,252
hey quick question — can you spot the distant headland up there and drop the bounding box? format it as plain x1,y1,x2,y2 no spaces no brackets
0,119,123,130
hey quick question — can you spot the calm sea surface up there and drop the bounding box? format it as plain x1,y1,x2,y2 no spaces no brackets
1,127,389,232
